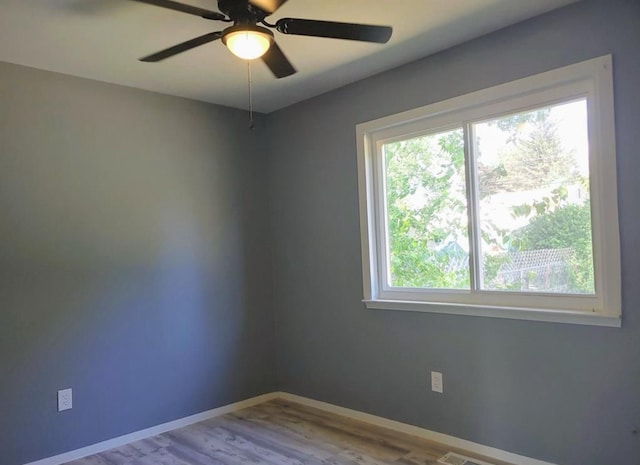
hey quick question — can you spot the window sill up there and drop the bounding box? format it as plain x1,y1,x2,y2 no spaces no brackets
363,299,621,327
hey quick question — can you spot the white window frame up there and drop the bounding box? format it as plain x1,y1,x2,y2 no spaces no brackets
356,55,621,327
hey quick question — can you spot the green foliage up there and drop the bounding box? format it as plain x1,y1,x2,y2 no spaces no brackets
384,129,470,289
479,109,580,197
483,254,509,283
383,103,593,294
510,186,569,220
495,109,545,141
512,202,594,293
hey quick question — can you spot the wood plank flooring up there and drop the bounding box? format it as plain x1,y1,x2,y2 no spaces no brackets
65,399,514,465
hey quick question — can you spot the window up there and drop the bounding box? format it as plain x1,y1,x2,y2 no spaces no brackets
356,56,620,326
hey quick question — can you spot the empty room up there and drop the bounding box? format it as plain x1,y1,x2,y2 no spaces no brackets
1,1,638,465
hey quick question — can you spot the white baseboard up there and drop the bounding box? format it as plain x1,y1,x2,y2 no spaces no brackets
23,392,279,465
275,392,558,465
25,391,557,465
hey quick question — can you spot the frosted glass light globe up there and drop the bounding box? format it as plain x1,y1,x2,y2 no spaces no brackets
224,30,272,60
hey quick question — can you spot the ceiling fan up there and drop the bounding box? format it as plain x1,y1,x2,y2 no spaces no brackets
131,0,393,78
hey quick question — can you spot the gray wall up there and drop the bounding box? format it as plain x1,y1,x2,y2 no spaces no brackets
0,63,275,465
266,1,640,465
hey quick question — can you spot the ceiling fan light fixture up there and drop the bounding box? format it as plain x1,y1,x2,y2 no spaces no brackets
223,26,273,60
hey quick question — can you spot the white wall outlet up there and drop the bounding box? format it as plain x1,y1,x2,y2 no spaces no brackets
431,371,443,393
58,388,73,412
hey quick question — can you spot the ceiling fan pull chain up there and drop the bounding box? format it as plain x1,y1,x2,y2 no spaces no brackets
247,61,254,130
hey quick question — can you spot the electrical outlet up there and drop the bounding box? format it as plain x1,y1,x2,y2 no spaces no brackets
431,371,443,393
58,388,72,412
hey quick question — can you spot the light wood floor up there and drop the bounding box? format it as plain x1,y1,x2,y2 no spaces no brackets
65,399,513,465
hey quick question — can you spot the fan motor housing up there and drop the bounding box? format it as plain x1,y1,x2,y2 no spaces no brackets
218,0,268,24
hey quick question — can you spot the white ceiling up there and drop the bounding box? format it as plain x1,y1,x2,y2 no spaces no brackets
0,0,578,113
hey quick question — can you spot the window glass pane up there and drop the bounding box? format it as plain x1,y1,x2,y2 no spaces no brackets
382,128,469,289
474,99,594,294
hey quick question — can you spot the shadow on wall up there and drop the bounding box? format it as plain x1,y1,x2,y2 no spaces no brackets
0,83,273,464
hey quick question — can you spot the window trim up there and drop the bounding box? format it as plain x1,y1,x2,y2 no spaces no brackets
356,55,621,327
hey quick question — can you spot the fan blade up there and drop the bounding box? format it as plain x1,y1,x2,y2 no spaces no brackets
140,32,223,62
249,0,288,14
261,42,296,78
276,18,392,43
130,0,226,20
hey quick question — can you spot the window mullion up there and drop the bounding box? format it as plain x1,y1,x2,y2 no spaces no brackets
464,122,483,292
